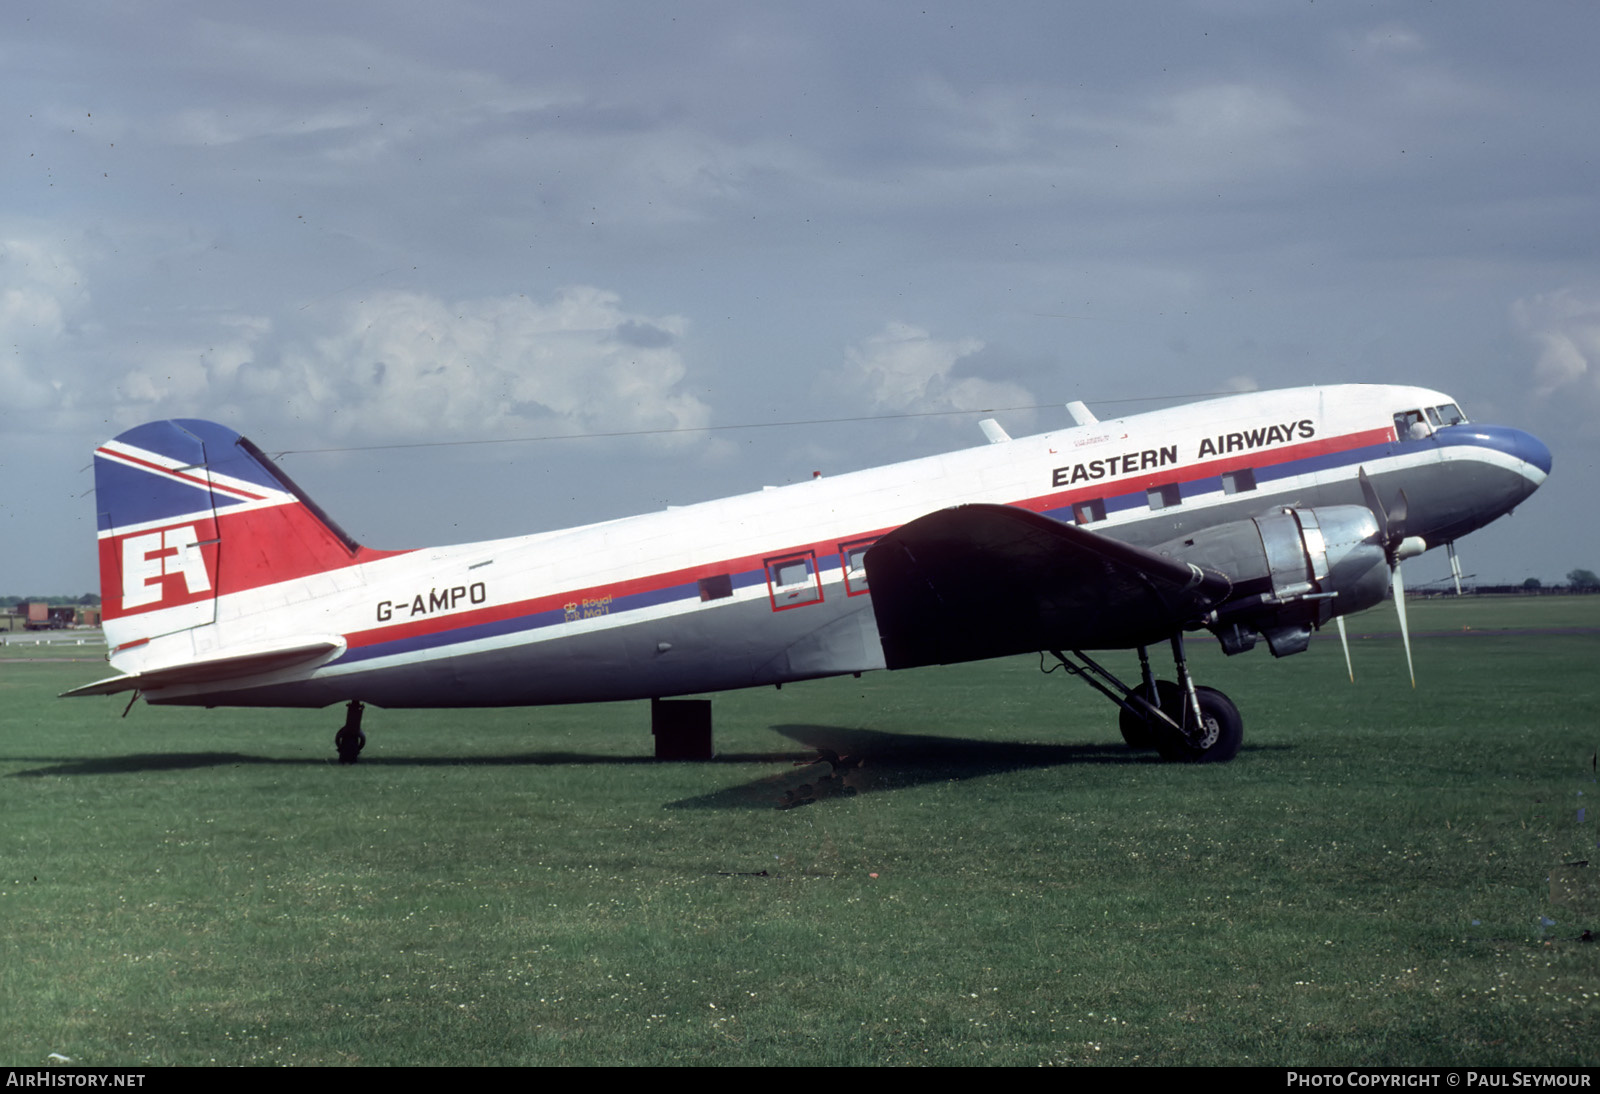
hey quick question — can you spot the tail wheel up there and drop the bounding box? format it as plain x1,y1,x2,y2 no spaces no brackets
1119,679,1183,750
1155,686,1243,764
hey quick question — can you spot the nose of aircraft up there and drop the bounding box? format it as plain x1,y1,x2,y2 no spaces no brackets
1421,424,1551,543
1440,424,1553,483
1513,428,1553,479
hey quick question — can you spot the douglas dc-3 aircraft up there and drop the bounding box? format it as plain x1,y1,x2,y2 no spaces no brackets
66,384,1550,766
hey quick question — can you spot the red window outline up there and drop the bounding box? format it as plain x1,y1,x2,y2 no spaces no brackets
765,550,823,611
838,537,877,597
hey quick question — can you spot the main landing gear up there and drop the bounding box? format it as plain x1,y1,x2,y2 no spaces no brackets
1049,635,1243,764
334,700,366,764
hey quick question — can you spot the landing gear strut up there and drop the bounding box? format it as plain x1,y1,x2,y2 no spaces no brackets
334,700,366,764
1117,644,1179,750
1050,634,1243,764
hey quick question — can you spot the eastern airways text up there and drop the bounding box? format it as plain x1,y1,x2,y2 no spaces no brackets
1050,419,1314,489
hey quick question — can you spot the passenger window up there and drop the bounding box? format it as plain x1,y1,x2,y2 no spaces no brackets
698,574,733,602
776,560,808,585
1073,498,1106,524
766,552,822,610
1146,483,1181,511
839,538,876,597
1222,468,1256,495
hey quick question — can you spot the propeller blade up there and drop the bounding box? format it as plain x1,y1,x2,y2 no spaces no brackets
1335,614,1354,682
1391,563,1415,688
1388,488,1409,542
1361,467,1422,686
1447,542,1463,596
1358,467,1389,544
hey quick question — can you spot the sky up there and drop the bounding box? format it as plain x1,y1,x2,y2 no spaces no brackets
4,0,1598,596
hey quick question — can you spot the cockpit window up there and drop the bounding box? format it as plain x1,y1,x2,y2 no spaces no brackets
1395,403,1468,440
1394,410,1431,440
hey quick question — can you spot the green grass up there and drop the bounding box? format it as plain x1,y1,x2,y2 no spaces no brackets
0,636,106,660
2,598,1597,1065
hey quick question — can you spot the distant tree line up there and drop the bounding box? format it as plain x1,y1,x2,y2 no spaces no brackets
1469,571,1600,595
1,594,101,608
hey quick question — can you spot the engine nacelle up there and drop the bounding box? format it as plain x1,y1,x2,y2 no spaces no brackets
1156,505,1393,657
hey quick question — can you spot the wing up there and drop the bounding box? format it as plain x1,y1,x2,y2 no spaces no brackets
863,504,1230,670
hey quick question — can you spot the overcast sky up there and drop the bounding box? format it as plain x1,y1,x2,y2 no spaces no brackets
4,1,1597,596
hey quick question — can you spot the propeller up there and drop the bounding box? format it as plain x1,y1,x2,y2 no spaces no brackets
1390,557,1415,688
1358,467,1425,687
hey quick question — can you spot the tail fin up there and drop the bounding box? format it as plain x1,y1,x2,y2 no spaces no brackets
95,420,379,651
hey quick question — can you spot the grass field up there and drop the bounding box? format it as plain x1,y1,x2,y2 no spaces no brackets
3,597,1596,1066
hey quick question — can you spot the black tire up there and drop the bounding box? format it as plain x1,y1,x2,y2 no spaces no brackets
335,727,366,765
1119,679,1183,749
1155,685,1243,764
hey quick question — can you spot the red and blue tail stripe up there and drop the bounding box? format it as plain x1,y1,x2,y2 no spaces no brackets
95,420,404,648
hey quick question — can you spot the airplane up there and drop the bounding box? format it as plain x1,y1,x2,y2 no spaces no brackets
64,383,1551,766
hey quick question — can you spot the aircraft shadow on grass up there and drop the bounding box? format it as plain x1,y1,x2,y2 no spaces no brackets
7,748,800,778
10,729,1278,810
666,724,1185,812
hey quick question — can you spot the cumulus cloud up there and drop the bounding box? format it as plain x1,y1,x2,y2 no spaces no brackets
240,286,710,444
110,315,273,427
836,321,1033,417
1513,289,1600,399
6,267,712,447
0,239,89,417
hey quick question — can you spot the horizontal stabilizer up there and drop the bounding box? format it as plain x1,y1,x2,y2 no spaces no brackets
60,638,345,698
864,504,1230,669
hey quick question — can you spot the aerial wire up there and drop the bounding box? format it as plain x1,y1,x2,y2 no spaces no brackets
269,390,1243,459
